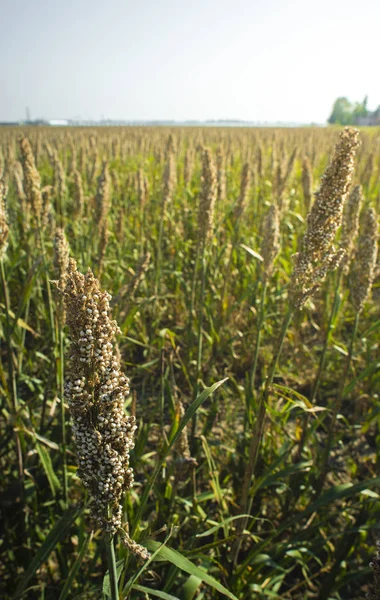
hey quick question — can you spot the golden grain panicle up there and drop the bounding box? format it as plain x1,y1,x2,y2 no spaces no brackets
350,206,378,313
301,156,313,212
261,203,280,279
340,184,363,270
289,127,360,309
0,178,9,258
198,147,217,245
19,137,43,222
95,161,111,229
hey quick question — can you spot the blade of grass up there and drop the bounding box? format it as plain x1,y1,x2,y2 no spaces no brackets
145,540,239,600
59,531,93,600
13,506,83,600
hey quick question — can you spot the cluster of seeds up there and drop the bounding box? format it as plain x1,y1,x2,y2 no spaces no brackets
0,178,9,258
63,259,137,535
261,203,280,280
19,137,43,223
198,147,217,245
350,206,378,313
367,541,380,600
289,127,359,309
340,184,363,271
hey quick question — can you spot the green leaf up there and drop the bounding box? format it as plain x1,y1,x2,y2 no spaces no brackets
36,441,61,496
182,575,203,600
59,532,93,600
145,540,238,600
13,506,82,599
271,384,326,414
196,515,253,538
102,559,124,598
343,362,380,396
132,585,180,600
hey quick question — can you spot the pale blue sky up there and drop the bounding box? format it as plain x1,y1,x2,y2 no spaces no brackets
1,0,379,123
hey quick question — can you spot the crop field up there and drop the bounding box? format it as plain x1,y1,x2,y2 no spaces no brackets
0,125,379,599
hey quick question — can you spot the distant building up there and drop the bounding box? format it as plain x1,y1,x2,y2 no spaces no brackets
356,107,380,126
48,119,69,126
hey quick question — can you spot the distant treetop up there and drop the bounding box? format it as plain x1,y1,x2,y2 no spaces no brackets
328,96,380,126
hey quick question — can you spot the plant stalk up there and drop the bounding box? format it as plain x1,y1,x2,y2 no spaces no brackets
105,535,119,600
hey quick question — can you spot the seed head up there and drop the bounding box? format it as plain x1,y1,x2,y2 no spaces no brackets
261,204,280,279
198,148,217,245
340,184,363,271
95,162,111,235
216,146,226,203
162,152,176,205
0,179,9,259
367,540,380,600
63,259,137,537
184,147,194,187
350,206,378,313
54,227,70,289
301,156,313,213
19,137,43,223
289,127,359,309
73,170,84,216
233,163,251,222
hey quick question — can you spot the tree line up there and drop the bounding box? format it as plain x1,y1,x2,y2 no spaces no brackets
328,96,379,125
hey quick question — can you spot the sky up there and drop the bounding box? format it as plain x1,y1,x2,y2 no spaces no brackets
1,0,379,124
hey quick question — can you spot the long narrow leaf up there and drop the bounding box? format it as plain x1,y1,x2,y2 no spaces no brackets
36,441,61,496
59,531,93,600
145,540,238,600
13,506,83,599
132,585,180,600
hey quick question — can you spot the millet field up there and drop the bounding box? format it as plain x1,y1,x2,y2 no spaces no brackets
0,125,379,599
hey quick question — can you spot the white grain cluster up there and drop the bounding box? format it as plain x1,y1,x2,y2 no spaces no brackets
63,259,137,534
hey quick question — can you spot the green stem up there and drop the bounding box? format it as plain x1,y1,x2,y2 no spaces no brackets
1,259,18,412
59,327,68,505
219,237,234,319
233,307,293,565
37,226,56,345
0,258,24,488
241,308,293,513
297,269,343,458
154,196,167,299
191,241,207,447
105,535,119,600
247,279,268,419
317,311,360,494
188,241,200,355
246,307,293,498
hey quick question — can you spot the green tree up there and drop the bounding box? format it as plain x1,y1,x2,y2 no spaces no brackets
352,96,369,122
328,97,353,125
